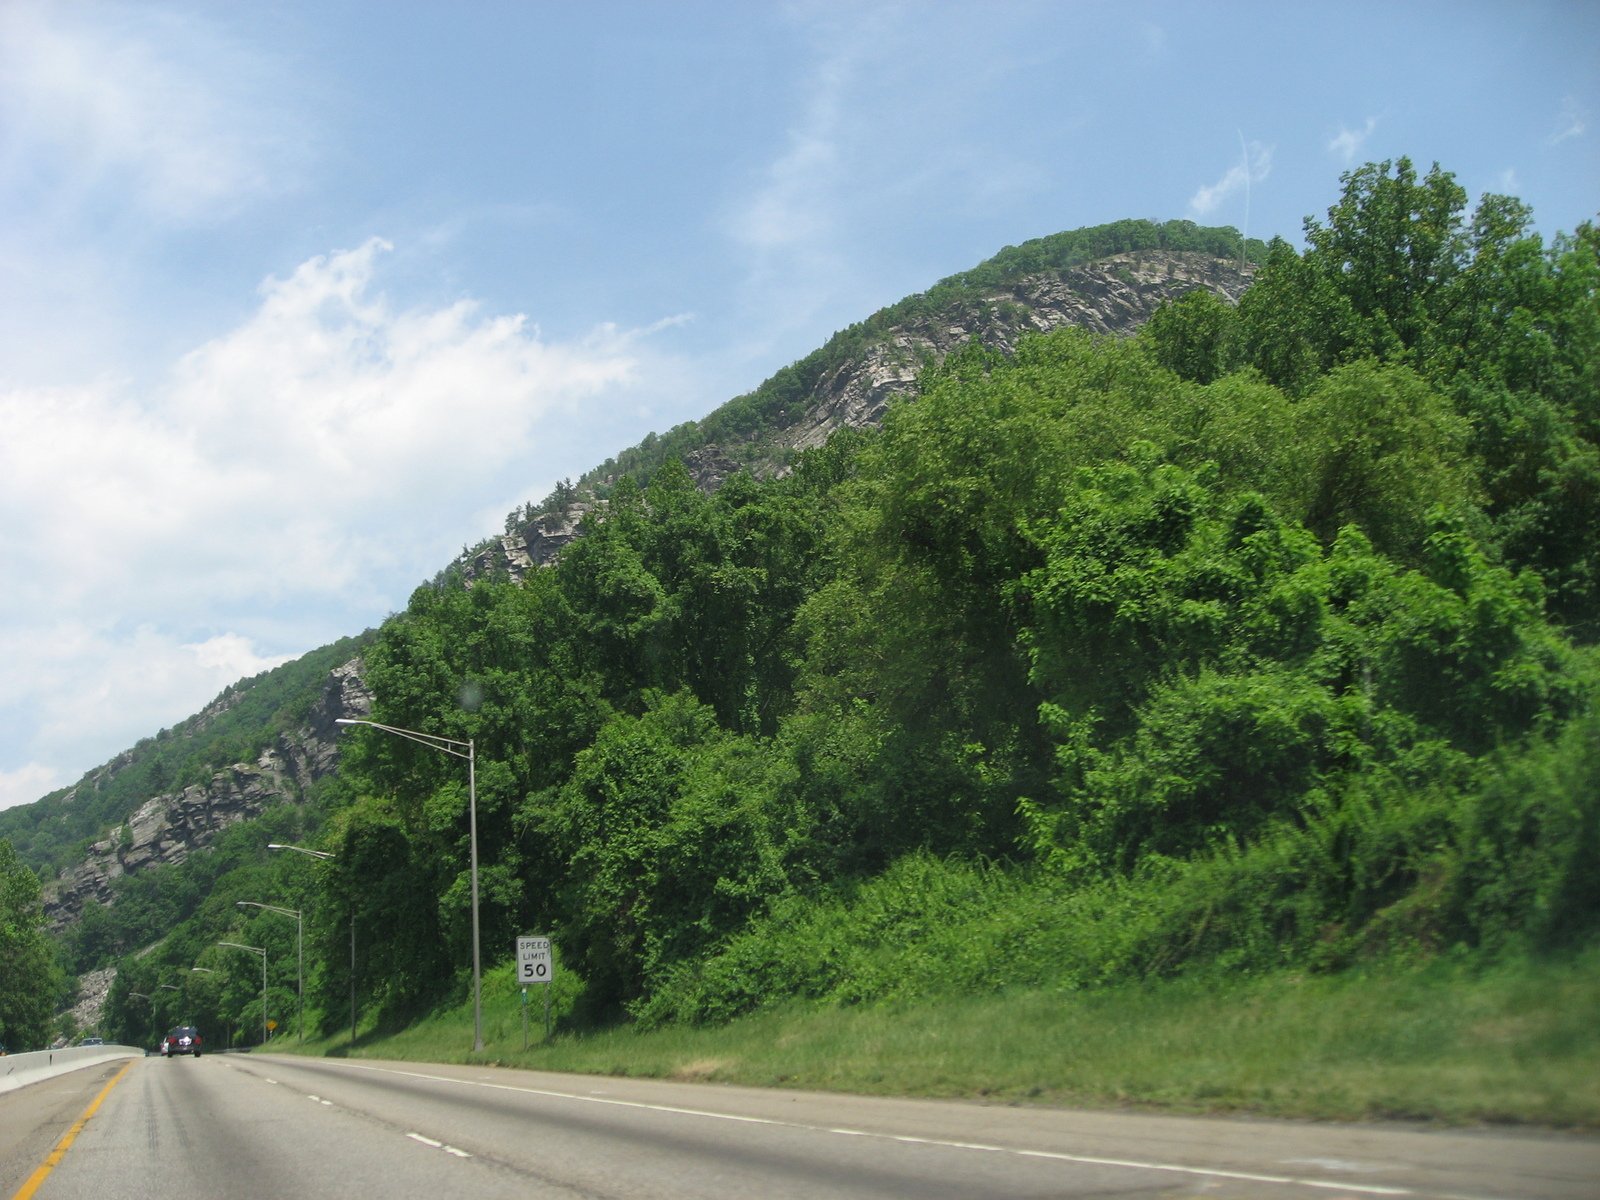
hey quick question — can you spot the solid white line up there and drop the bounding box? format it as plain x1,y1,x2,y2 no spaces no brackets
324,1062,1482,1199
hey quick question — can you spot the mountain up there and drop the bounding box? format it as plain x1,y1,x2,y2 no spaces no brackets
474,235,1255,582
0,634,373,916
1,218,1260,1027
39,658,373,930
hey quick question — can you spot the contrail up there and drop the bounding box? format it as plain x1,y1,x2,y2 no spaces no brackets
1238,129,1250,269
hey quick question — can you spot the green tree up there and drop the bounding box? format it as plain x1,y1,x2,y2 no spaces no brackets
1,838,64,1051
1292,360,1476,559
1302,157,1467,362
537,692,784,1016
1143,287,1236,384
318,795,449,1026
1016,453,1579,873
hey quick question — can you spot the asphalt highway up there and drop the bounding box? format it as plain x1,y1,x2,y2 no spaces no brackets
4,1053,1597,1199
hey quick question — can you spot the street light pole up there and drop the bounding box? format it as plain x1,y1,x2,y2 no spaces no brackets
219,942,268,1047
238,902,303,1043
127,990,152,1046
269,842,355,1046
335,718,483,1053
189,968,223,1048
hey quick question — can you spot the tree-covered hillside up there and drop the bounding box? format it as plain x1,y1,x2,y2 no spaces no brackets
246,157,1593,1040
567,217,1267,497
19,158,1598,1056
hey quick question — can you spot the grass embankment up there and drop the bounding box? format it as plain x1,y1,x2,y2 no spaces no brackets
285,948,1600,1128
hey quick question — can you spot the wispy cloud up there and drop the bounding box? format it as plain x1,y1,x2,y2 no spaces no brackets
1328,117,1379,164
725,30,862,285
1549,96,1586,145
0,0,309,223
1189,141,1272,217
1139,20,1168,58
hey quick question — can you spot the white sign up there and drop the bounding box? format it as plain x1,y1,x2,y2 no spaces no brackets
517,936,552,984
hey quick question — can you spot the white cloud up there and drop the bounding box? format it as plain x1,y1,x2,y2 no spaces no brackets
0,763,61,813
1188,141,1273,217
0,621,288,798
1549,96,1586,145
0,239,662,806
155,240,642,587
1328,117,1379,164
185,633,298,679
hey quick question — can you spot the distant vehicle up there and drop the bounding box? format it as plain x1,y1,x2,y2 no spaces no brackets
162,1026,202,1058
81,1036,104,1046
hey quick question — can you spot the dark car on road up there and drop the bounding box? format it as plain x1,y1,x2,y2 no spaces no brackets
162,1026,202,1058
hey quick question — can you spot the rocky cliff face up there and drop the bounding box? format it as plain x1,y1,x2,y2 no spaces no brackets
771,250,1252,455
481,250,1252,582
42,658,372,930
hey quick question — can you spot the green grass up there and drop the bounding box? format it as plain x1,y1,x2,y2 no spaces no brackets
283,948,1600,1128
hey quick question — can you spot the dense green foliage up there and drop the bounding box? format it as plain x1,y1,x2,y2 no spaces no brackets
43,159,1600,1054
0,838,65,1050
0,633,373,878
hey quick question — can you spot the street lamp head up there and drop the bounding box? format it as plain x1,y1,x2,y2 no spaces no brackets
268,842,334,859
239,899,301,918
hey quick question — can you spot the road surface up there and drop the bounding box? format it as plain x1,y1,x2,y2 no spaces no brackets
4,1053,1596,1199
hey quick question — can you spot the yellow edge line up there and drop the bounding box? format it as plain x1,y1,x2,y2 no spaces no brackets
10,1058,136,1200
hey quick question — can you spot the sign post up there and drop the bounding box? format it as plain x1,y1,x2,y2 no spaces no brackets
516,936,554,1043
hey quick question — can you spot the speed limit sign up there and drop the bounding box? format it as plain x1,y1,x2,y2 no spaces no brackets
517,936,552,984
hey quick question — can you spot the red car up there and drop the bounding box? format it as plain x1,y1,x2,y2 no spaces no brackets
162,1026,202,1057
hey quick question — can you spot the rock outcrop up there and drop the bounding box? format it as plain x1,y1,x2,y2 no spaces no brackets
772,250,1251,455
42,658,372,930
482,250,1252,582
67,966,118,1035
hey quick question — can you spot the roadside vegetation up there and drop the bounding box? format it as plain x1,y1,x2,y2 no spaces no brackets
294,945,1600,1128
6,158,1595,1121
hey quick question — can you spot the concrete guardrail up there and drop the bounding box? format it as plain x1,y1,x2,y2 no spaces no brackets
0,1045,145,1094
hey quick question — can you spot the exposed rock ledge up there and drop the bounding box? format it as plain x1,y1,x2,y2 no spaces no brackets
42,658,372,931
480,250,1253,583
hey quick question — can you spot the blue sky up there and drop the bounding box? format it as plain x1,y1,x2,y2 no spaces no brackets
0,0,1595,812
